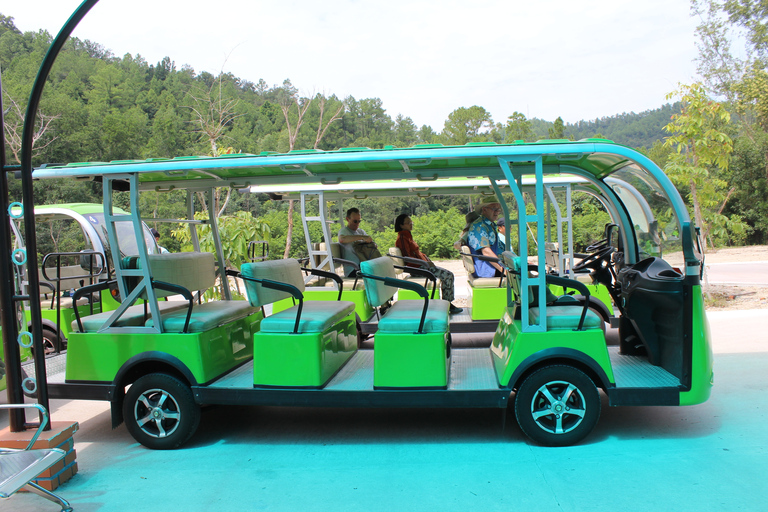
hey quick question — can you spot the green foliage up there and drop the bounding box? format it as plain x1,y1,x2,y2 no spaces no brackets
663,82,747,249
171,211,270,270
366,208,466,260
505,112,535,143
440,106,493,145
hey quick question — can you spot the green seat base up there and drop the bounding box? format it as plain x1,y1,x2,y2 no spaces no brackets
469,286,508,320
253,312,357,388
66,312,260,384
373,331,450,388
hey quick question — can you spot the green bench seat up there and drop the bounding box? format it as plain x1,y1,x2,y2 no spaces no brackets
359,257,451,389
241,259,357,388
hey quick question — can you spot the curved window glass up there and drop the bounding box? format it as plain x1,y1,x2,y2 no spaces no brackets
608,165,684,266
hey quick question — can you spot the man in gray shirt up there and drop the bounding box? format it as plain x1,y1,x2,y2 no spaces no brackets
338,207,375,276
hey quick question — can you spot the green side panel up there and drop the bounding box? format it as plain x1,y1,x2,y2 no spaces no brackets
100,288,122,312
550,283,614,314
273,288,374,322
252,313,357,387
490,308,613,387
680,286,714,405
65,312,260,384
470,286,508,320
373,331,450,388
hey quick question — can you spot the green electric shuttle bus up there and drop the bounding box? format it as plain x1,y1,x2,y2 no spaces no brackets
7,140,712,449
0,1,712,452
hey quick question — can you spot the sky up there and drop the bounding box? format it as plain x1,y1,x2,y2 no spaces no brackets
3,0,702,130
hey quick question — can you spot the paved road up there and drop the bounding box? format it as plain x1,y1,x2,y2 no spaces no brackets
3,309,767,512
706,261,768,286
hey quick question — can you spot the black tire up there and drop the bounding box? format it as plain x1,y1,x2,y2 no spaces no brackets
123,373,200,450
41,326,63,354
514,365,600,447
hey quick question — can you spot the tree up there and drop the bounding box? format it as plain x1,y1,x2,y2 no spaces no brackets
663,82,746,251
505,111,535,143
1,89,59,163
441,106,493,145
548,116,566,139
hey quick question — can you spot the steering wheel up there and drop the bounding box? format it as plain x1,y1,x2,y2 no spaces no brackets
584,238,609,253
572,246,614,272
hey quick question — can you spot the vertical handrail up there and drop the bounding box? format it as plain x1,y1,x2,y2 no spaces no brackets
1,0,100,432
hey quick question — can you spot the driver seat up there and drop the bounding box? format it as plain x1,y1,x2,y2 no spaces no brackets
502,251,603,331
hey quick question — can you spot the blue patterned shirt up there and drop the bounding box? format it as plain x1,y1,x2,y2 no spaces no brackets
467,216,501,277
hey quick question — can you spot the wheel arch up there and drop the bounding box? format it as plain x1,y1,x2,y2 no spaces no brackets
109,351,198,428
508,347,612,393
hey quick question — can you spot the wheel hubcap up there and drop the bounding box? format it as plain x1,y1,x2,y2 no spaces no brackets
134,388,181,438
530,380,587,435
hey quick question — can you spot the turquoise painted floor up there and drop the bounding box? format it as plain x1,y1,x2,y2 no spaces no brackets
2,309,766,512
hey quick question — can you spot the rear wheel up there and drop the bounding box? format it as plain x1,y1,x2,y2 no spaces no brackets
123,373,200,450
41,326,63,354
514,365,600,446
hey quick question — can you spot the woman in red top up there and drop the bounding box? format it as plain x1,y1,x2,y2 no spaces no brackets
394,214,462,315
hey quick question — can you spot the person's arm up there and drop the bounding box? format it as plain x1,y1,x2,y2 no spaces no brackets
481,246,504,273
339,232,373,243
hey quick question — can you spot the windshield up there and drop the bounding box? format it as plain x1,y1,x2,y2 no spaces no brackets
85,213,158,257
608,165,684,266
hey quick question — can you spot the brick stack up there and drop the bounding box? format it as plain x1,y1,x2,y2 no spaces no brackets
0,421,79,491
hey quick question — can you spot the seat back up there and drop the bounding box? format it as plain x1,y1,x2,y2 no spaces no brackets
121,252,216,299
459,245,475,275
387,247,406,277
545,242,560,271
149,252,216,297
241,259,305,307
360,257,398,308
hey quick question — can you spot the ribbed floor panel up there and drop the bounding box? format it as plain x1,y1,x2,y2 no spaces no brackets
209,348,500,392
608,346,680,388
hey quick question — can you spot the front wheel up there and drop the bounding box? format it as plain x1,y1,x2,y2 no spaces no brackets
123,373,200,450
514,365,600,447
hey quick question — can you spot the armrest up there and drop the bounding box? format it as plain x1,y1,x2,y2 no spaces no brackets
393,264,438,299
302,267,344,300
387,253,431,269
0,403,50,450
543,274,591,331
239,275,305,334
357,272,430,333
71,280,113,332
151,280,194,333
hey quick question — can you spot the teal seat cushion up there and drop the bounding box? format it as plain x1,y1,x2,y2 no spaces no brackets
377,299,450,334
528,305,603,330
260,300,355,333
146,300,258,333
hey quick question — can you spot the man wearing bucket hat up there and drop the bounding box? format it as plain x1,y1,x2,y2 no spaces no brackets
467,196,504,277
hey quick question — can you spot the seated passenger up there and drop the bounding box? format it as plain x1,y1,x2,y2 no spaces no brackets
338,207,380,276
394,214,463,315
467,197,504,278
453,211,480,251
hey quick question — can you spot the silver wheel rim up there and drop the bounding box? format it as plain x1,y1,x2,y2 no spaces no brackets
134,388,181,439
530,380,587,435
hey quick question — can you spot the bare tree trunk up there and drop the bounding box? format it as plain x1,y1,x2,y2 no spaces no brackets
314,96,345,149
283,200,295,259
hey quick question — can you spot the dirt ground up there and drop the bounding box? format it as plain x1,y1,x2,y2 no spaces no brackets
433,244,768,311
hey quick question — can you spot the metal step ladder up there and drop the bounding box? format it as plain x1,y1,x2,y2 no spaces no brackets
300,191,338,288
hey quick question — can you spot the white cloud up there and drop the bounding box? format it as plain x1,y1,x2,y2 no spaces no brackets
4,0,699,128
